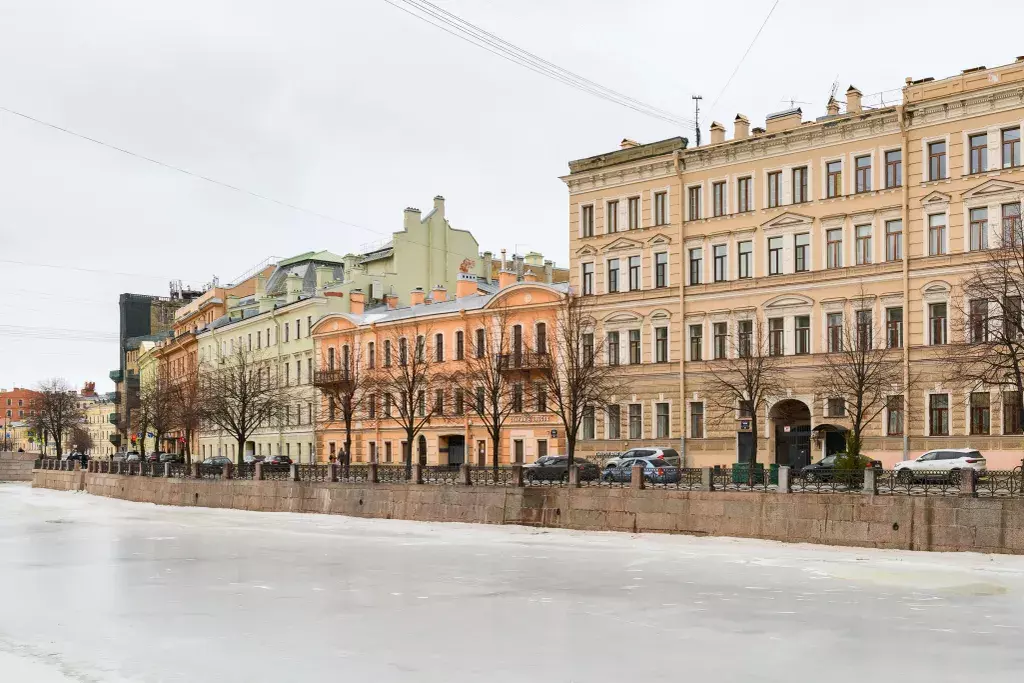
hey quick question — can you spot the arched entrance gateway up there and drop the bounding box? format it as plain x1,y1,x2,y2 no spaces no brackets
770,399,812,469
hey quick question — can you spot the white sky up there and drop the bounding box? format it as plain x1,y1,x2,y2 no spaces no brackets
1,0,1020,393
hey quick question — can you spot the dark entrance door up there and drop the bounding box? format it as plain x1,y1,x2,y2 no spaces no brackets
447,436,465,465
737,432,755,464
775,426,812,469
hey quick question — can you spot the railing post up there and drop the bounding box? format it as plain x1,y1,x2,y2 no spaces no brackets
223,463,233,480
959,468,977,498
460,463,471,485
329,463,338,483
631,464,645,490
777,466,791,494
568,464,581,488
164,463,171,478
254,462,264,481
701,467,714,491
116,461,123,475
411,463,423,484
862,467,877,495
512,464,524,487
290,463,300,482
190,462,200,478
369,462,379,484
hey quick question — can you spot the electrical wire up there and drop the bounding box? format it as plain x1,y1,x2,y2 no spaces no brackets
708,0,780,116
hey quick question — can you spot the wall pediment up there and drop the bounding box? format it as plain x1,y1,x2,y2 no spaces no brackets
575,244,599,257
961,179,1024,201
761,212,814,230
645,232,672,246
764,294,814,309
601,237,643,253
921,190,952,205
601,311,642,324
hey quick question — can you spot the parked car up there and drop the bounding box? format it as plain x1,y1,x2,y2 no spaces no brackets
243,454,265,464
892,448,987,483
603,447,681,469
145,452,163,462
523,455,600,482
603,457,680,484
159,452,184,464
124,452,142,462
201,456,233,467
264,455,292,466
800,454,881,482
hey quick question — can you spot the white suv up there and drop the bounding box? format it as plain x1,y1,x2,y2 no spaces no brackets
892,448,987,483
603,447,681,469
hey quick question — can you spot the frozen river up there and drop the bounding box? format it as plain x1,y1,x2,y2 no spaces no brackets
2,483,1024,682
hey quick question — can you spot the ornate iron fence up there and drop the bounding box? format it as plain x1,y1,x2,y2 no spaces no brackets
422,466,461,485
262,464,292,481
876,469,961,496
976,470,1024,497
234,464,255,481
523,471,568,487
790,469,866,494
197,464,223,480
298,464,331,483
377,465,411,483
168,463,189,478
339,465,370,483
711,467,778,492
648,468,705,491
469,467,516,486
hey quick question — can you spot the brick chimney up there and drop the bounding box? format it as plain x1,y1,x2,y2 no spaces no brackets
255,274,266,298
846,86,862,114
734,114,749,139
620,138,639,149
543,260,554,284
765,108,803,133
826,97,840,116
456,272,477,299
315,266,334,291
709,121,725,144
432,285,447,302
349,289,365,315
481,252,493,283
410,288,425,306
498,269,517,289
285,272,303,304
522,270,538,283
384,293,398,309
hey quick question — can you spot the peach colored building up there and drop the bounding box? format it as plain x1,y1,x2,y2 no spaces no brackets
311,272,566,466
563,57,1024,470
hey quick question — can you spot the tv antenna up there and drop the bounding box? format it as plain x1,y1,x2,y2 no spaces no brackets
692,95,702,146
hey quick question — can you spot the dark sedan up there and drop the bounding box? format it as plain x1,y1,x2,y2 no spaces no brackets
159,452,184,464
201,456,233,467
523,456,600,483
603,457,680,484
800,454,881,482
264,455,292,466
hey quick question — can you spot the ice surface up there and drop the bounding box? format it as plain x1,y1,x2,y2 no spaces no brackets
2,482,1024,682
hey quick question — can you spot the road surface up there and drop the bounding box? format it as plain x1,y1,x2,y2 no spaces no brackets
2,482,1024,682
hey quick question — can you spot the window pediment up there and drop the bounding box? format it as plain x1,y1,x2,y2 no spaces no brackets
764,294,814,309
645,232,673,246
602,311,643,324
601,237,644,253
575,244,598,257
761,211,814,231
921,190,952,206
961,178,1024,201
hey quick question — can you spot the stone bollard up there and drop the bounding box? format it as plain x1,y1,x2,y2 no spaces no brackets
223,463,233,480
862,467,878,495
290,463,300,482
411,463,423,485
568,464,581,488
701,467,714,491
512,464,524,487
164,463,172,478
116,461,123,475
190,462,200,478
460,463,471,485
631,464,645,490
254,462,264,481
369,462,379,484
329,463,339,483
959,468,977,498
777,466,792,494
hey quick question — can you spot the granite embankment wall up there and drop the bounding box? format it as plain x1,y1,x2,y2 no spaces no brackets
30,469,1024,555
0,452,37,481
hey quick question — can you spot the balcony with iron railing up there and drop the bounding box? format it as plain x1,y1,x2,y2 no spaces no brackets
497,350,552,374
313,368,355,391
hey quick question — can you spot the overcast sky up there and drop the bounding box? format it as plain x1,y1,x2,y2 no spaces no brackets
1,0,1019,394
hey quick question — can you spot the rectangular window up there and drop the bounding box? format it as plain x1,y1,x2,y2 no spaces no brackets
628,196,640,229
453,388,464,416
886,307,903,349
512,385,523,413
476,328,485,358
969,132,988,174
885,150,902,188
690,402,704,438
607,258,619,293
855,155,871,193
970,299,989,343
737,177,751,213
970,392,991,435
929,302,947,345
296,318,301,339
475,386,485,414
929,394,949,436
655,326,668,363
656,403,670,438
284,363,290,385
435,333,444,362
1003,203,1021,246
581,205,594,237
827,312,843,352
307,316,312,337
654,252,668,288
767,171,781,208
607,331,620,365
606,405,620,439
435,389,445,415
284,323,289,342
582,333,594,366
768,317,784,356
628,256,641,291
1004,128,1021,169
793,166,808,203
689,248,703,285
928,214,946,256
296,360,301,385
629,329,641,364
535,384,547,413
688,186,701,221
582,262,594,295
1005,296,1022,339
689,324,703,361
399,338,408,365
713,182,726,217
654,191,667,225
737,319,752,358
928,140,946,180
970,207,989,250
795,316,810,355
828,397,846,417
885,219,903,261
856,309,872,350
455,331,464,360
738,241,752,279
417,390,426,417
794,233,809,272
713,322,728,359
713,244,727,282
582,406,595,439
607,200,619,233
826,228,843,269
886,396,903,436
368,342,376,368
826,160,842,198
855,225,872,265
628,404,642,439
256,331,261,349
1004,392,1023,435
384,442,392,463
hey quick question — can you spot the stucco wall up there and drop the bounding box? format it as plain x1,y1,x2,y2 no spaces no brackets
30,469,1024,555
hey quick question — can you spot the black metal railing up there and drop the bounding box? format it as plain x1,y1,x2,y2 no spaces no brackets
377,465,410,483
234,464,256,481
469,467,516,486
168,463,189,478
790,469,866,494
496,350,551,372
262,464,292,481
298,464,331,483
647,468,705,491
421,465,461,485
338,464,370,483
197,464,223,480
312,368,354,389
876,469,961,496
976,470,1024,497
710,467,778,492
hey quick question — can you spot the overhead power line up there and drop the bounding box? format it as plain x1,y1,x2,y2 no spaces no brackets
383,0,695,130
709,0,780,116
0,324,119,343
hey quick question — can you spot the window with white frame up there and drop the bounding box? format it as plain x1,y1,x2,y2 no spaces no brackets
581,204,594,237
928,214,946,256
655,402,670,438
654,191,668,225
855,225,872,265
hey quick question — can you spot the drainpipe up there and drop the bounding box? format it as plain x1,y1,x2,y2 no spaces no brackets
899,102,911,463
675,148,688,465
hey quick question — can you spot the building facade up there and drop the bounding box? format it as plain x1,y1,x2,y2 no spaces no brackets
564,58,1024,469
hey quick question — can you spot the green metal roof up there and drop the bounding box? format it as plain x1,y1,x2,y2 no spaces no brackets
275,250,347,268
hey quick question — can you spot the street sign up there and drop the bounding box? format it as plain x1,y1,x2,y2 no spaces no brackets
738,420,751,431
784,425,791,433
550,429,557,438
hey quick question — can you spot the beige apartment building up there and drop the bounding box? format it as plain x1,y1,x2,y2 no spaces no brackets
564,57,1024,469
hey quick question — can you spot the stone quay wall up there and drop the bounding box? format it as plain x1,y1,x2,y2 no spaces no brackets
0,452,40,482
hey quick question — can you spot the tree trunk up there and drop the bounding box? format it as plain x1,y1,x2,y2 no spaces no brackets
403,436,413,479
344,413,353,478
491,432,500,474
237,437,245,466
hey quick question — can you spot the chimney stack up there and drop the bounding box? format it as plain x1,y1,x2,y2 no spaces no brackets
543,260,554,284
285,272,303,304
498,269,517,290
349,289,365,315
522,270,538,283
826,97,840,116
620,138,640,149
733,114,750,140
432,285,447,303
482,251,493,283
456,272,477,299
765,108,803,133
384,293,399,309
709,121,726,144
500,248,507,270
403,206,421,232
513,253,524,279
432,195,445,218
315,266,334,291
846,86,862,114
255,274,266,298
410,288,425,306
258,295,275,314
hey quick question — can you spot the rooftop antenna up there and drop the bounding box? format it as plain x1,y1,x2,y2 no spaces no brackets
828,75,840,103
781,96,811,109
691,94,702,146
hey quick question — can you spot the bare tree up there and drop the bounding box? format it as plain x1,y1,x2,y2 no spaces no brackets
373,323,445,477
314,342,373,475
821,295,910,458
539,292,618,468
67,425,94,454
135,365,176,457
703,316,786,466
166,354,205,464
203,345,288,466
34,378,84,459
